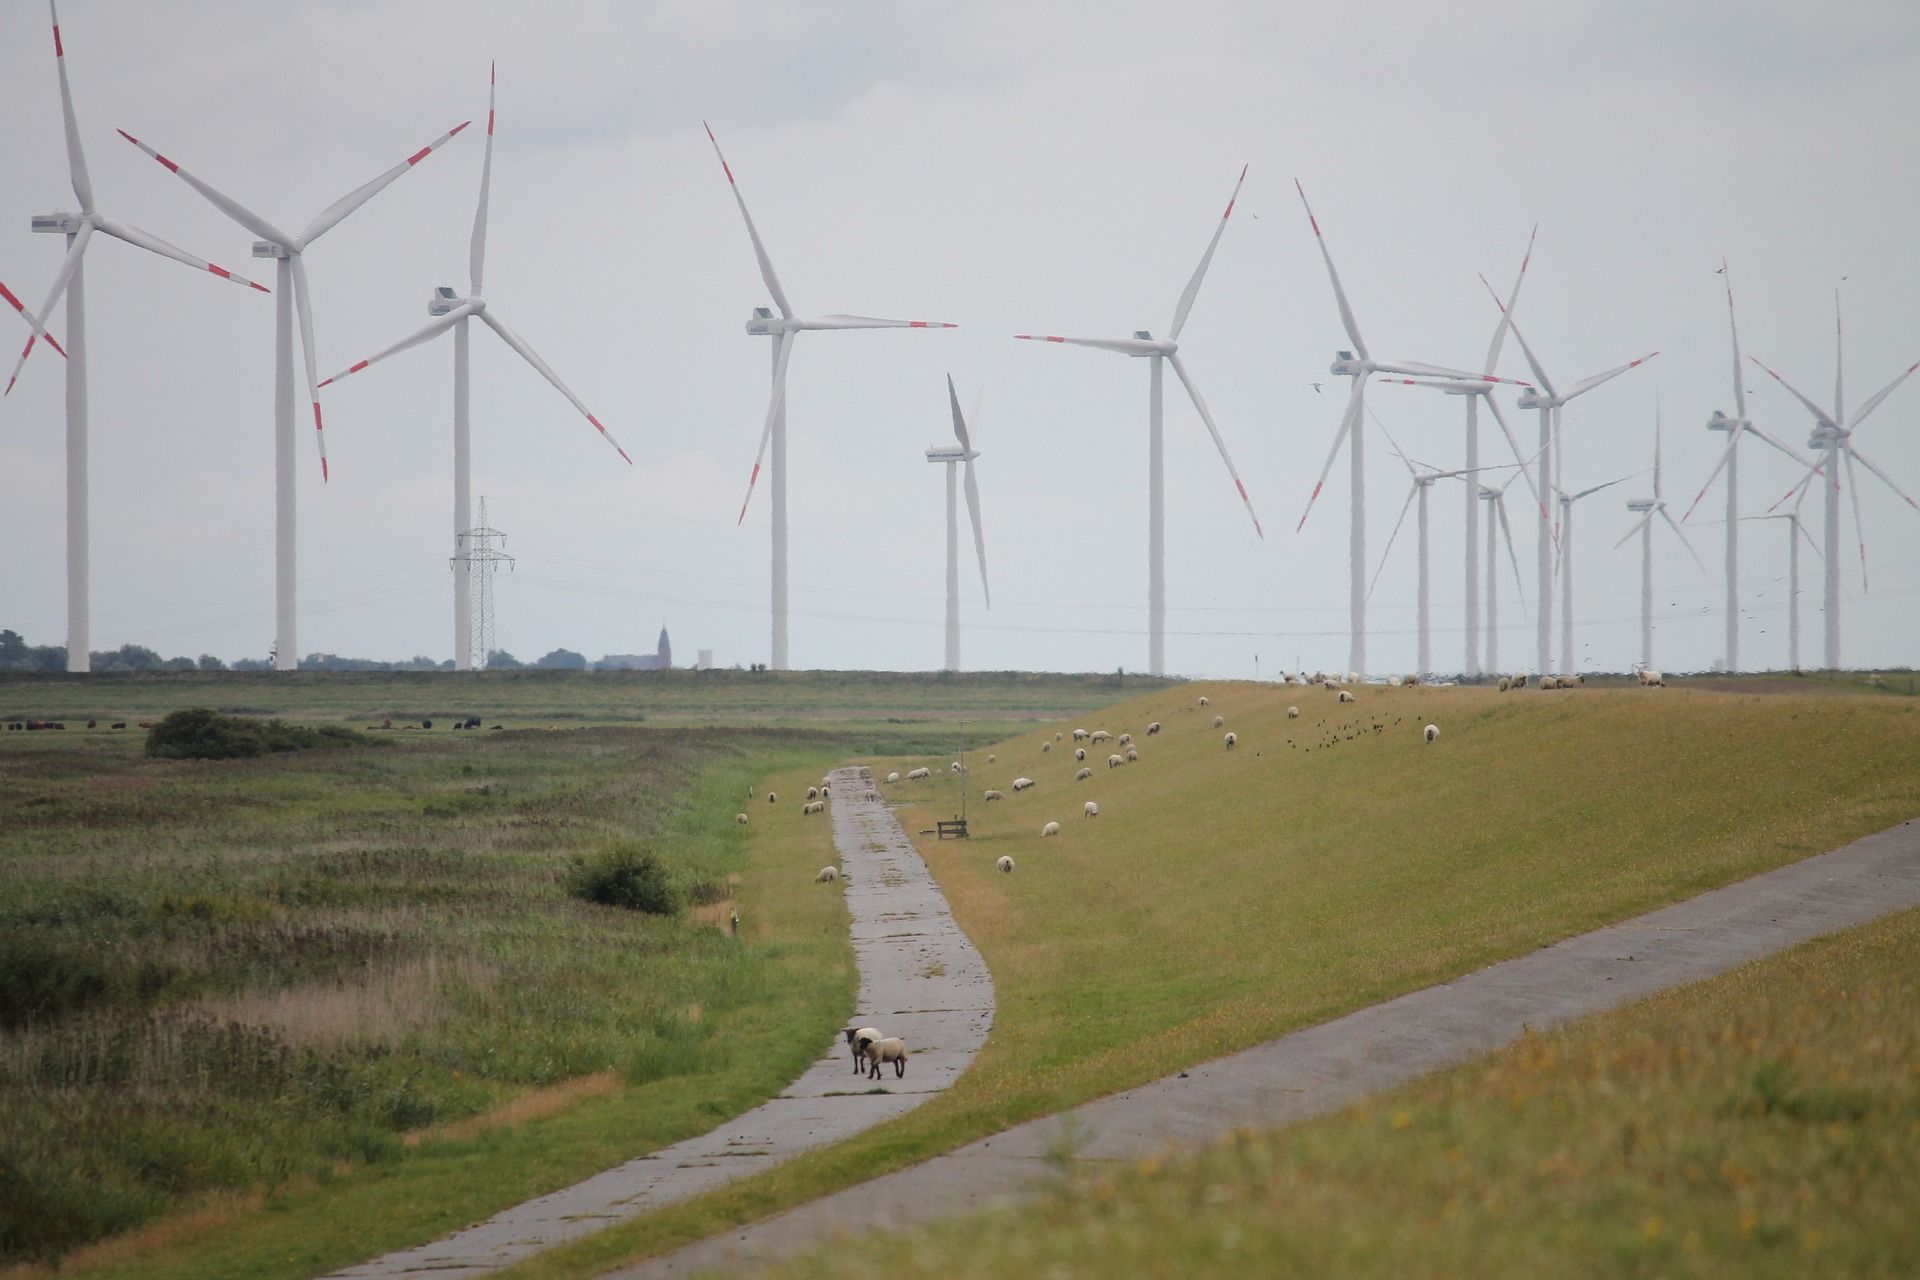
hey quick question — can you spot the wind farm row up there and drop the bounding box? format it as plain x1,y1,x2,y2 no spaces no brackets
5,2,1915,679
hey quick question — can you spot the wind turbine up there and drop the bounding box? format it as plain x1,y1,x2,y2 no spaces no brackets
320,66,632,670
1293,181,1531,677
704,124,956,672
1555,472,1634,675
1677,262,1815,676
1477,456,1537,677
1751,288,1920,672
117,115,468,674
1367,419,1503,680
926,376,990,672
1614,405,1703,670
1494,297,1658,680
1747,513,1821,673
4,280,66,365
1378,228,1536,678
9,0,269,673
1014,166,1264,677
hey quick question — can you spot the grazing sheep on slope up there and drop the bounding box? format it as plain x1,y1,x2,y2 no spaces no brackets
1497,676,1511,693
1539,675,1558,690
815,866,839,883
1091,730,1112,743
1212,714,1225,728
1117,732,1132,746
1012,776,1035,791
1107,753,1125,769
1042,821,1061,837
845,1026,882,1072
906,767,932,781
1338,690,1356,703
1042,742,1052,753
1287,706,1300,718
1083,801,1100,818
1198,696,1210,707
735,813,749,825
807,786,819,801
886,771,901,783
804,800,825,815
1224,732,1237,748
1125,747,1139,762
1076,767,1093,781
767,791,779,804
1075,747,1087,761
987,754,997,764
1147,721,1162,735
863,1037,908,1080
1424,724,1439,743
1073,728,1090,741
997,855,1014,874
984,789,1005,802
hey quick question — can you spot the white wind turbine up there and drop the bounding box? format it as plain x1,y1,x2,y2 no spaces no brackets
1015,166,1264,677
1293,181,1531,677
1750,288,1920,672
1746,513,1821,673
1378,228,1536,678
8,0,269,673
320,66,632,670
1677,262,1814,676
1367,419,1504,680
1614,405,1703,671
1477,454,1538,678
1555,471,1635,675
118,113,469,673
704,124,956,672
4,280,67,367
926,376,990,672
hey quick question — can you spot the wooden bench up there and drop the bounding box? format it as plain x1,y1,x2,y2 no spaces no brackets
935,818,969,840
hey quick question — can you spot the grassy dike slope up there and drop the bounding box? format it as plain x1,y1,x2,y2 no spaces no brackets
509,681,1920,1278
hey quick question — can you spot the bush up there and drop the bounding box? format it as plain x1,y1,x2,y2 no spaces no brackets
567,845,682,915
144,708,368,761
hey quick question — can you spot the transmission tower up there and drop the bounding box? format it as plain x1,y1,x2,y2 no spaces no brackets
454,496,514,669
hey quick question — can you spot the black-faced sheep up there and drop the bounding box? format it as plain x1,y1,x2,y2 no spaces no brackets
1012,776,1035,791
863,1037,908,1079
1076,767,1093,781
1107,753,1125,769
1287,706,1300,718
735,813,749,825
1198,696,1210,707
804,800,825,815
984,788,1005,802
845,1026,882,1072
997,855,1014,874
1072,728,1090,741
807,786,819,801
1424,724,1439,743
815,866,839,883
1497,676,1511,693
1224,731,1237,748
767,791,779,804
1147,721,1162,735
1042,742,1052,753
1075,747,1087,761
1338,690,1356,703
1212,714,1225,728
1125,747,1139,762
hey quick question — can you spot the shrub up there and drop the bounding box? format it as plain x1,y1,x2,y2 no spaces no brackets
567,845,682,915
144,708,367,761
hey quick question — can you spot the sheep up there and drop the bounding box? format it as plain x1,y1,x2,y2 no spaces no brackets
1323,679,1338,691
1198,696,1210,707
1347,671,1360,685
845,1026,882,1072
1541,675,1560,690
1147,721,1162,736
804,800,825,815
821,784,831,796
768,791,779,804
863,1037,908,1080
1042,821,1061,837
1125,747,1140,763
886,771,901,783
1338,690,1356,703
1224,731,1237,748
1083,800,1100,818
807,786,819,801
1107,753,1125,769
1287,706,1300,718
1090,730,1112,743
1072,728,1090,741
1012,776,1035,791
1497,676,1511,693
1075,747,1088,761
735,813,749,825
987,753,997,764
1042,742,1052,753
997,855,1015,874
1212,714,1225,728
1512,672,1529,688
1076,767,1093,781
906,766,932,781
1424,723,1439,743
1055,731,1065,741
951,761,964,773
815,866,839,883
1638,669,1664,687
1117,732,1132,746
984,788,1005,802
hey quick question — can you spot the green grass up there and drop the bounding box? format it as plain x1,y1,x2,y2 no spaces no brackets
762,903,1920,1279
505,681,1920,1279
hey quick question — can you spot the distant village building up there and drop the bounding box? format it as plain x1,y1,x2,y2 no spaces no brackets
597,625,672,672
695,649,714,671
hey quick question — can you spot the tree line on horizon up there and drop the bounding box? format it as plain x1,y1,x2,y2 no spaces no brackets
0,630,611,675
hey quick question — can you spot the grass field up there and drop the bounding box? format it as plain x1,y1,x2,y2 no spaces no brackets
506,680,1920,1279
765,902,1920,1278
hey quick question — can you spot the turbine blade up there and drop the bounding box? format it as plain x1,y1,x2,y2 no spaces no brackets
318,306,470,387
91,216,270,291
1483,225,1535,376
471,62,495,295
50,0,93,211
704,122,793,320
1848,358,1920,429
1763,458,1822,515
6,223,90,396
1723,259,1748,420
1680,429,1739,523
737,329,796,522
115,129,296,245
1294,179,1368,362
300,119,472,246
1375,359,1529,386
1480,274,1556,398
1169,351,1262,538
947,373,971,453
1367,483,1419,602
1497,497,1526,613
1749,356,1841,432
1168,164,1246,341
1,278,67,379
1372,414,1419,479
1612,509,1654,552
477,308,631,464
1573,475,1634,502
1482,393,1549,531
1745,423,1814,469
963,457,990,609
809,314,956,331
1014,333,1155,356
1842,448,1868,591
1563,351,1659,401
1659,506,1705,573
1792,514,1823,558
1847,443,1920,515
1298,378,1364,533
290,255,329,482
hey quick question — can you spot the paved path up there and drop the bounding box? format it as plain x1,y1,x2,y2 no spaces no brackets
327,766,992,1279
621,816,1920,1278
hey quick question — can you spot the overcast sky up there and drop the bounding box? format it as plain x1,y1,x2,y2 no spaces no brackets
3,0,1917,676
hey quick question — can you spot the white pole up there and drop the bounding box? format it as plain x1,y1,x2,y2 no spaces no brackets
1641,520,1653,671
1725,431,1739,673
1148,354,1165,677
1559,498,1573,675
1536,405,1552,676
1823,441,1840,671
273,256,295,671
1416,480,1430,679
771,339,789,671
1463,397,1480,677
1349,377,1366,677
65,241,88,673
1484,496,1498,675
944,460,959,672
453,316,472,670
1787,520,1801,673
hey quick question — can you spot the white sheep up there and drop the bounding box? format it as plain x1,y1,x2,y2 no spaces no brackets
767,791,779,804
804,800,825,815
1147,721,1162,735
735,813,749,825
1091,730,1112,743
1512,672,1529,688
885,771,901,784
1041,820,1061,837
815,866,839,883
1083,800,1100,818
845,1026,882,1072
1212,714,1225,728
1497,676,1511,693
1125,747,1139,763
1338,690,1356,703
1287,705,1300,718
1055,731,1065,741
1323,679,1337,691
987,753,997,764
1012,776,1035,791
951,761,964,773
1107,753,1125,769
906,766,932,781
1639,669,1664,687
997,855,1014,874
1224,731,1237,748
863,1036,908,1080
1072,728,1090,741
820,784,830,796
1075,747,1087,761
1539,675,1558,690
1424,723,1439,743
1347,671,1360,684
1075,766,1093,781
1118,732,1132,746
1198,696,1210,707
984,788,1005,802
1042,742,1052,753
807,786,819,801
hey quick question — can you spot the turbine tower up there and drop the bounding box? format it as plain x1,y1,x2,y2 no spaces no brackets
1555,472,1633,675
1293,181,1529,677
8,0,268,673
1744,513,1819,672
1615,405,1702,670
703,124,956,672
1015,166,1264,677
1477,467,1532,677
1678,262,1814,676
926,376,990,672
118,114,469,672
1751,288,1920,672
321,66,633,671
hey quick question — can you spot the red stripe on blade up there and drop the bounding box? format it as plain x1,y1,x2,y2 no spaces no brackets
53,24,62,56
588,414,607,434
407,146,432,165
0,283,21,311
46,334,65,358
312,402,324,431
321,457,329,483
209,265,231,280
350,360,369,375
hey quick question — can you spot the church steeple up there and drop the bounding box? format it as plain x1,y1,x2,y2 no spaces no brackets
656,624,671,670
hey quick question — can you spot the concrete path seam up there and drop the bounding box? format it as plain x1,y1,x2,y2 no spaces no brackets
619,816,1920,1278
325,765,992,1279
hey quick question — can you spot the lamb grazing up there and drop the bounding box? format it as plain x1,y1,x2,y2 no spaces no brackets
1512,672,1529,688
1147,721,1162,736
821,784,831,796
1073,728,1090,741
984,788,1005,802
1424,723,1439,743
815,866,839,883
804,800,825,815
807,786,819,801
1224,731,1237,749
1347,671,1360,685
952,761,964,773
735,813,750,825
1497,676,1511,693
1042,821,1062,837
1125,747,1139,763
1055,731,1065,741
1287,706,1300,719
1075,747,1088,761
1076,767,1093,781
1323,679,1338,691
863,1036,908,1080
1117,732,1132,746
1083,800,1100,818
987,754,997,765
1042,742,1052,753
1212,714,1225,728
1338,690,1356,703
906,766,932,781
1198,696,1210,707
767,791,779,804
997,855,1015,874
1108,753,1125,769
1645,670,1664,687
1090,730,1112,743
885,771,901,783
1012,776,1035,791
845,1026,882,1073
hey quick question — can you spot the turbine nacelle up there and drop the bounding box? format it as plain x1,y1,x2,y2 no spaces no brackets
251,240,291,260
1329,349,1363,377
1626,498,1656,513
1807,423,1848,451
745,305,779,336
925,444,974,464
1516,387,1554,410
428,285,480,317
31,212,85,235
1706,409,1747,433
